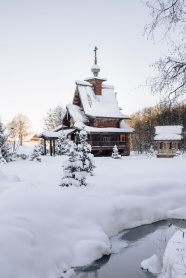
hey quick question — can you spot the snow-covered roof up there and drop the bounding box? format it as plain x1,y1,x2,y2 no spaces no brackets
120,120,134,132
67,104,89,124
155,126,183,135
66,104,133,133
52,125,68,132
80,126,133,133
84,77,107,82
75,80,130,119
74,120,134,133
23,133,39,142
154,125,183,141
38,129,75,139
8,133,39,142
154,134,182,141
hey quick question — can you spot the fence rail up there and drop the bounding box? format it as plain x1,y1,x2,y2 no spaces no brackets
88,140,126,148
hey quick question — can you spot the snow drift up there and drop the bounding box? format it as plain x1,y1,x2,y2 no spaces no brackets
1,154,186,278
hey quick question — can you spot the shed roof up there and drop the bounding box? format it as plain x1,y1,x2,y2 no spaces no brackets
154,125,183,141
154,134,182,141
38,129,75,139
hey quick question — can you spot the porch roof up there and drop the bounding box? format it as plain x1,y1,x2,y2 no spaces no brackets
38,128,75,139
74,121,134,133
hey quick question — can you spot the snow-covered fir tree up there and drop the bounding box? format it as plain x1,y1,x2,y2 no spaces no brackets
147,145,157,159
30,145,42,162
60,142,86,186
37,139,45,155
111,145,121,159
174,149,186,159
56,132,69,155
174,149,182,158
0,148,6,163
77,129,96,176
0,121,13,163
65,140,74,156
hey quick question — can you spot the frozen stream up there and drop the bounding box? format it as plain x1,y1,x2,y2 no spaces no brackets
75,219,186,278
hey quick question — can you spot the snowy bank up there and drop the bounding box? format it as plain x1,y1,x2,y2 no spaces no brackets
159,228,186,278
141,227,186,278
1,155,186,277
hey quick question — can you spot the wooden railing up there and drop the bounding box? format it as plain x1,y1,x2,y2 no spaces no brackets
88,140,126,148
159,149,177,155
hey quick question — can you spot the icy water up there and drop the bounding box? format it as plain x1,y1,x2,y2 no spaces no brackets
75,219,186,278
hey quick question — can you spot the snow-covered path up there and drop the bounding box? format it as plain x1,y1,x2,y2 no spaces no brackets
1,154,186,278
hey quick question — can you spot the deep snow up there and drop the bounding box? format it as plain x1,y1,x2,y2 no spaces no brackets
1,146,186,278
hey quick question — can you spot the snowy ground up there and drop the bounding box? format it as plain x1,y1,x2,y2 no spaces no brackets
1,144,186,278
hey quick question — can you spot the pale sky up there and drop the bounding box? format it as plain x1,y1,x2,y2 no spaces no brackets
0,0,166,132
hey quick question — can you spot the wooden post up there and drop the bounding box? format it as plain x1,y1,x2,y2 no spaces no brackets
125,134,131,156
49,139,52,156
53,139,55,156
44,139,46,155
89,134,92,145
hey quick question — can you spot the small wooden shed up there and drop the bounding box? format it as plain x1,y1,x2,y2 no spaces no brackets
154,126,183,158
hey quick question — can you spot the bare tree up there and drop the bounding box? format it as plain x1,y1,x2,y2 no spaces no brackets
42,104,66,130
131,107,158,153
7,113,31,146
144,0,186,103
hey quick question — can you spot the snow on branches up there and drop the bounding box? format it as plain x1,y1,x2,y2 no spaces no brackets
174,149,186,159
0,121,13,163
147,145,157,159
55,132,69,155
60,142,86,187
77,129,96,176
111,145,121,159
60,129,96,187
30,145,42,162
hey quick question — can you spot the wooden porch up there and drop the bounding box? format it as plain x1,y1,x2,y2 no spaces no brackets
85,133,131,156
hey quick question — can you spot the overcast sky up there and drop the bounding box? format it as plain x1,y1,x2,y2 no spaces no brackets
0,0,166,131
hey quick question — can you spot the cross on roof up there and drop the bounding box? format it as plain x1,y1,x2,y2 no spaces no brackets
94,46,98,64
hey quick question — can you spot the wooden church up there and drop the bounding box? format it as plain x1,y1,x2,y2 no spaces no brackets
39,47,134,156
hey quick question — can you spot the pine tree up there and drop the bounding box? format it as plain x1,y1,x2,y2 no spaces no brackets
65,140,74,156
30,145,41,162
77,129,96,175
0,121,13,163
174,149,182,158
174,149,186,159
60,142,86,187
147,145,157,159
0,148,6,164
111,145,121,159
37,139,45,155
56,132,69,155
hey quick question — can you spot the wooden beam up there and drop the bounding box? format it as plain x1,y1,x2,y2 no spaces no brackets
53,140,55,156
49,139,52,156
44,139,46,155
